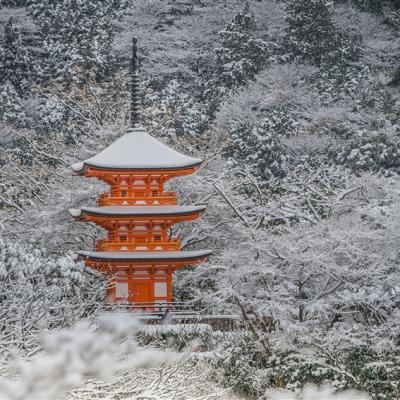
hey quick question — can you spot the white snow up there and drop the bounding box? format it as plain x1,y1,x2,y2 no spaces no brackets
69,208,82,218
71,127,202,172
70,205,206,217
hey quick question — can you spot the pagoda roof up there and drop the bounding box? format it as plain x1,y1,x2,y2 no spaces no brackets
69,205,206,218
71,127,202,173
78,250,212,262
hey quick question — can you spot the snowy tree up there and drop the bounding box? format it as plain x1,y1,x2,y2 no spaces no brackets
336,129,400,174
0,82,25,124
349,0,400,13
226,117,289,185
0,1,399,399
0,0,29,6
285,0,358,67
28,0,127,82
213,3,269,92
0,17,31,96
143,79,209,137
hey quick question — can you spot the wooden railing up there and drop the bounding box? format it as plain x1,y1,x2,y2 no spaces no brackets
96,239,180,251
109,302,198,314
97,192,177,206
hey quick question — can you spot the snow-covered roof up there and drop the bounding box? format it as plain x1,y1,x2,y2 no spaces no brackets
78,250,212,261
70,205,206,218
71,127,202,172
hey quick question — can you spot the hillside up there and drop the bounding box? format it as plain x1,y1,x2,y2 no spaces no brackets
0,0,400,399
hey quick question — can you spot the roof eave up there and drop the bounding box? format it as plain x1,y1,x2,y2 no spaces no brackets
79,207,207,218
82,160,203,172
77,251,212,263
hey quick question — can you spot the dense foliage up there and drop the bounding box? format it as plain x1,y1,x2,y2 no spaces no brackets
0,0,400,398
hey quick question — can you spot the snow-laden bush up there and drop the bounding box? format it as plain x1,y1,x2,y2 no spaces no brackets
209,332,268,397
138,323,214,351
0,314,230,400
208,333,399,399
0,234,104,354
0,314,180,400
336,130,400,174
269,385,370,399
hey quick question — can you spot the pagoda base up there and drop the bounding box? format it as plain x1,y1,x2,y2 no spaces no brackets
107,267,173,308
78,250,211,309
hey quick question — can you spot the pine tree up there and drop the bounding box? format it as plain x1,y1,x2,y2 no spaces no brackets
349,0,400,13
0,81,26,124
226,116,289,184
214,3,269,91
0,17,31,97
28,0,127,82
0,0,29,7
285,0,357,67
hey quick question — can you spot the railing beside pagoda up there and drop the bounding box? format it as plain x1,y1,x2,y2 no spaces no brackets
112,302,195,312
96,239,180,251
97,192,177,206
104,302,243,330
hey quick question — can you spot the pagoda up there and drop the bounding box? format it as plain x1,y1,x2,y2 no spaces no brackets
70,38,211,308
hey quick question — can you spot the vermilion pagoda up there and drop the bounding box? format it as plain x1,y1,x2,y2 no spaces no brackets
70,38,211,307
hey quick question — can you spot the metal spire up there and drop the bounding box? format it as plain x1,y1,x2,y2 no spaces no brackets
130,36,141,128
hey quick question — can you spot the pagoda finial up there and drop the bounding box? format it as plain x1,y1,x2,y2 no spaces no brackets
130,36,141,128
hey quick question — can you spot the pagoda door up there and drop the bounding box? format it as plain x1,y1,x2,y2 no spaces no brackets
129,280,153,305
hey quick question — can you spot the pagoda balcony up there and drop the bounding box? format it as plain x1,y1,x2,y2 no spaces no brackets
96,238,180,252
97,192,177,206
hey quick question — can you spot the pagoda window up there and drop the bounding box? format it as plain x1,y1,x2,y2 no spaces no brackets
120,235,127,243
115,281,129,298
153,236,161,242
154,282,167,297
121,190,127,197
151,190,158,197
114,271,129,298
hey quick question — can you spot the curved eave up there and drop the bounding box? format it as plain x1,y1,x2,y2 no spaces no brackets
69,206,206,219
71,161,203,175
71,127,203,174
77,250,212,263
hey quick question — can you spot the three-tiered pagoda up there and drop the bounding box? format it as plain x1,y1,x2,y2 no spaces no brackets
70,38,211,308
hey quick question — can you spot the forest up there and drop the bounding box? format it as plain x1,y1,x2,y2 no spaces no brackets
0,0,400,399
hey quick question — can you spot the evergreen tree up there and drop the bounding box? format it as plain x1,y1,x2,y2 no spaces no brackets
214,3,269,91
226,115,290,184
0,0,28,7
0,81,26,124
28,0,127,82
346,0,400,13
286,0,357,67
0,17,31,96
